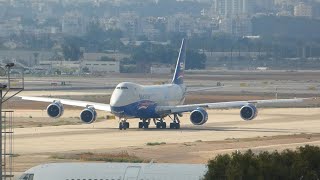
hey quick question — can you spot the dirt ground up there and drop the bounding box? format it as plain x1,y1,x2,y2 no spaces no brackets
11,107,320,173
8,72,320,178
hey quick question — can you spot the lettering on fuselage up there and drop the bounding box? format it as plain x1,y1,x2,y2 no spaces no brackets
139,94,151,100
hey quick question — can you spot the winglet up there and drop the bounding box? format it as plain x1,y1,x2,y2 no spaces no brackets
172,39,186,85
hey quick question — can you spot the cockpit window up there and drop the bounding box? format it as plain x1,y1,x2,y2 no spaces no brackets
116,87,128,90
19,174,34,180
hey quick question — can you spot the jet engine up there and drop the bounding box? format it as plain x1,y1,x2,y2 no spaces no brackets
240,104,258,121
46,101,64,118
190,107,208,125
80,106,97,124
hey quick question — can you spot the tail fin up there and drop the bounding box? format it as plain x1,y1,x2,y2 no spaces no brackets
172,39,186,85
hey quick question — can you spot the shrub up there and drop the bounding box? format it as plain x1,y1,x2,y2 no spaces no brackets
146,142,166,146
204,145,320,180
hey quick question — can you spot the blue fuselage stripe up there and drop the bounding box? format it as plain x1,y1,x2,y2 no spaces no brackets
111,100,160,119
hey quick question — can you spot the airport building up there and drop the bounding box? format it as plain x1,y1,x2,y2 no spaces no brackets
150,64,172,74
81,60,120,73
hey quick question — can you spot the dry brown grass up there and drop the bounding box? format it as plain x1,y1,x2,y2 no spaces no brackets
51,151,147,163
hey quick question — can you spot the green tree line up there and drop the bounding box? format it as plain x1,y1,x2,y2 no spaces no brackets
204,145,320,180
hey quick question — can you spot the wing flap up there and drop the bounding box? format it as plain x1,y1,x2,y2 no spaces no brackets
157,98,317,114
19,96,111,112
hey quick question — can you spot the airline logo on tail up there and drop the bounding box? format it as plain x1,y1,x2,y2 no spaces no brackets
172,39,186,85
180,62,184,70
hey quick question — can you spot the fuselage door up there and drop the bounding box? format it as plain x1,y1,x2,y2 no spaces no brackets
123,166,141,180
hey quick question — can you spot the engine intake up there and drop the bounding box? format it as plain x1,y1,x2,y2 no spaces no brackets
240,104,258,121
80,106,97,124
47,101,64,118
190,107,208,125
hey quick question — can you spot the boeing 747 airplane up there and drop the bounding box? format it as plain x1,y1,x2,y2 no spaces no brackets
20,39,315,130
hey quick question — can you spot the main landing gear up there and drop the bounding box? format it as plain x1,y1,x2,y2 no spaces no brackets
169,114,181,129
138,119,150,129
155,118,166,129
119,118,129,130
119,114,181,130
153,114,181,129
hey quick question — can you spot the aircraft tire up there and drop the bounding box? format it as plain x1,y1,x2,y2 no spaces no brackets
138,122,143,128
125,122,130,129
161,122,166,129
156,122,161,129
170,123,174,129
143,122,149,129
170,123,180,129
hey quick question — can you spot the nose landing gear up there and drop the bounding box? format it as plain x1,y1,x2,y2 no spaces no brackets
119,118,129,130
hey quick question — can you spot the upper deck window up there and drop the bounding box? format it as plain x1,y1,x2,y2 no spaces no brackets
116,87,128,90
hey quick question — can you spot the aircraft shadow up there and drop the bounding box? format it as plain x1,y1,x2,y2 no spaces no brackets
84,126,297,134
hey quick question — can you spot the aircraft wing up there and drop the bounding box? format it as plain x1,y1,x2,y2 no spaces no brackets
156,98,317,114
186,85,231,93
19,96,111,112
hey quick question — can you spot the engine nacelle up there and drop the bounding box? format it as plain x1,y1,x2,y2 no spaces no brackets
240,104,258,121
190,107,208,125
80,106,97,124
47,101,64,118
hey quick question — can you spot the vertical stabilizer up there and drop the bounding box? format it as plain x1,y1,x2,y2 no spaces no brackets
172,39,186,85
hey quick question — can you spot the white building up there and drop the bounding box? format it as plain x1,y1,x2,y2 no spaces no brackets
219,17,252,36
150,64,171,74
212,0,254,17
81,61,120,73
294,2,312,17
167,13,194,35
119,12,140,39
62,11,87,36
219,18,233,34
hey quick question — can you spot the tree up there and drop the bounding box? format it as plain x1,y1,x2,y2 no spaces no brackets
62,38,83,61
186,50,206,70
204,145,320,180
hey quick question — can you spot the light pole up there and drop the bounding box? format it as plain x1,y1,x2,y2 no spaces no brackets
0,63,24,179
0,82,7,179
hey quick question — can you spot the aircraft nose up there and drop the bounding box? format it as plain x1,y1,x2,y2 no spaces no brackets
110,91,126,107
110,93,119,107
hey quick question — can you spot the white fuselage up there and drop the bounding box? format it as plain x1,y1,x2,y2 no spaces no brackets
110,82,186,107
20,163,207,180
109,82,186,118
